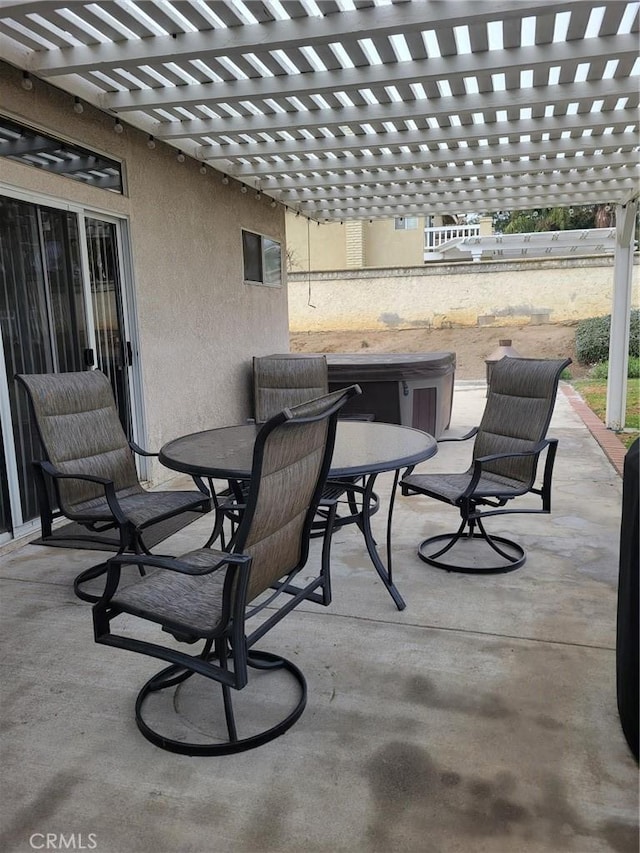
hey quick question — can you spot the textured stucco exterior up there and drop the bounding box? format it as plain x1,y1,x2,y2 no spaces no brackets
1,62,289,484
286,213,494,271
363,218,427,267
286,213,426,270
286,213,424,272
286,215,348,271
288,256,638,332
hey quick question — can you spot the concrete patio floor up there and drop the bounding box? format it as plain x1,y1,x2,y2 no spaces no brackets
1,382,637,853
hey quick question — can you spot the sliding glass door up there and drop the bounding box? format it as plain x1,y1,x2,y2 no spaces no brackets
0,194,135,540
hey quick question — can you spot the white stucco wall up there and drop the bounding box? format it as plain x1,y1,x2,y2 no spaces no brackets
288,256,637,332
1,62,290,483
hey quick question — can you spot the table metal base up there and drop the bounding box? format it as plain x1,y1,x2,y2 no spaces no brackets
360,469,406,610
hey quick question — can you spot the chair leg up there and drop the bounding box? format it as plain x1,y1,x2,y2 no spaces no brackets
33,462,54,540
218,638,239,743
417,515,526,574
320,501,336,606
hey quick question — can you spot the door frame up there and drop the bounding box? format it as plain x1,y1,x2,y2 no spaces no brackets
0,182,148,542
79,209,147,468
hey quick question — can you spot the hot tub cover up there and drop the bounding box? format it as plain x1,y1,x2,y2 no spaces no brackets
262,352,455,382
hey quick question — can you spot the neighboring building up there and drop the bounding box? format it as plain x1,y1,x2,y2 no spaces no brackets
0,62,290,545
286,213,493,271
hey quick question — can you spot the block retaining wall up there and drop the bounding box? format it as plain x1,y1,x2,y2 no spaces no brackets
288,255,638,332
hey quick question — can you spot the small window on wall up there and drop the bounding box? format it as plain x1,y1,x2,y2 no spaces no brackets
394,216,419,230
242,230,282,286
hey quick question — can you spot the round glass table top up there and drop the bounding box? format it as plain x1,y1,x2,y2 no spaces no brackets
160,420,437,480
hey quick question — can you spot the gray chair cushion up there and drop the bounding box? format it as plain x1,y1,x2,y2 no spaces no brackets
113,548,228,636
111,388,351,638
17,370,207,525
403,469,529,505
253,355,328,423
18,371,141,513
403,357,569,502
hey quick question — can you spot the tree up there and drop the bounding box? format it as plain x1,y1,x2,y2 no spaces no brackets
493,204,615,234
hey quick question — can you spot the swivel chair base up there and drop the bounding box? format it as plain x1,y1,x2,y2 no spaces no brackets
417,530,526,574
135,650,307,756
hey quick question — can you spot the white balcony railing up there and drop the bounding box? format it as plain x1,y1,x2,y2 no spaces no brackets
424,223,481,251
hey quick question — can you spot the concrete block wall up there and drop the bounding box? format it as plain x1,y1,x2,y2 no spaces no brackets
288,256,638,332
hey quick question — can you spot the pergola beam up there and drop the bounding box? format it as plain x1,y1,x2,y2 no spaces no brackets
301,192,628,220
264,153,637,192
26,1,593,79
154,76,636,140
298,181,636,212
102,32,637,112
290,170,639,203
201,110,636,162
223,132,637,179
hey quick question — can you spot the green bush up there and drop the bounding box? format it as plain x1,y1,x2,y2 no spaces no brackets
587,357,640,379
576,309,640,364
588,361,609,379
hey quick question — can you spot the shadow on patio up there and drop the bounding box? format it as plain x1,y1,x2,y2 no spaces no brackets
1,382,637,853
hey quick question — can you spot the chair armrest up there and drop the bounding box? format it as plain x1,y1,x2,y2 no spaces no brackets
38,459,112,486
463,440,550,498
129,440,158,458
108,551,250,576
37,461,127,524
129,441,210,497
438,426,478,443
473,440,550,467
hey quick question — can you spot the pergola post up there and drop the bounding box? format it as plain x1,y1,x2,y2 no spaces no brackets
606,200,638,430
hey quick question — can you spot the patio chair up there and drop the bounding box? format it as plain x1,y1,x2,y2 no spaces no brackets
251,354,378,533
93,385,359,755
400,356,571,573
16,370,211,602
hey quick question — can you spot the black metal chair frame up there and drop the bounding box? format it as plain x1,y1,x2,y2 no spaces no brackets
401,357,571,574
406,436,559,572
16,372,211,602
93,386,358,755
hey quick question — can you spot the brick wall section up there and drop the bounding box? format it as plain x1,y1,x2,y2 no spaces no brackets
562,384,627,477
345,221,364,268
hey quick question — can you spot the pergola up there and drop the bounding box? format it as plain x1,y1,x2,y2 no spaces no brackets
0,0,638,426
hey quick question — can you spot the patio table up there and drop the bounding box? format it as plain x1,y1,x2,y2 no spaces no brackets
159,420,437,610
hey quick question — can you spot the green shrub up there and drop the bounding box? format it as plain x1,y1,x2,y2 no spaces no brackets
588,361,609,379
587,357,640,379
576,309,640,364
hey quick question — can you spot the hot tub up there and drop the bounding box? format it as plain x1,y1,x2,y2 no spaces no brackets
260,352,456,438
324,352,455,438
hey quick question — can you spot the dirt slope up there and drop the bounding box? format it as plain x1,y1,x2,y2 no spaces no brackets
290,323,584,380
